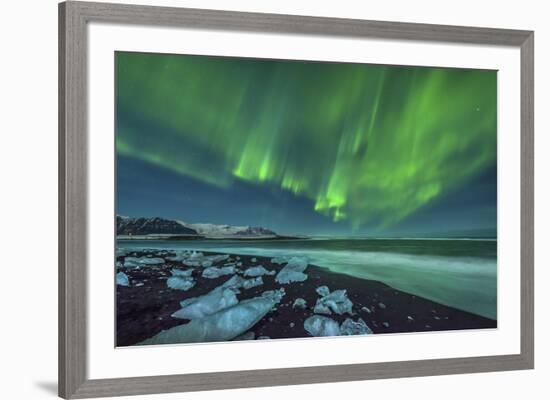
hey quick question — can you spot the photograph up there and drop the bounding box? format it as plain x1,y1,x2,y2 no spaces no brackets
114,51,498,347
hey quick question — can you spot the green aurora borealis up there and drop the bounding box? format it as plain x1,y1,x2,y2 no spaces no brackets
116,52,497,233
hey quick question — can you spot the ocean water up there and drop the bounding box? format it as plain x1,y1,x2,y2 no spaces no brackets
117,238,497,320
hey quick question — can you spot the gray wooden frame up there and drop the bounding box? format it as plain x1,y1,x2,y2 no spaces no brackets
59,1,534,398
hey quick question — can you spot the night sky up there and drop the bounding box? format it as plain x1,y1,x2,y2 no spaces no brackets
116,52,497,237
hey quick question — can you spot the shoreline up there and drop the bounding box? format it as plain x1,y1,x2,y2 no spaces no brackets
117,235,308,241
116,249,496,347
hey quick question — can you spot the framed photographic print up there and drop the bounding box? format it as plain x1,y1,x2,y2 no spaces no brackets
59,1,534,398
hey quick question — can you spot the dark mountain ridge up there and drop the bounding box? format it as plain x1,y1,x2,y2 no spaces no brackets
116,216,198,236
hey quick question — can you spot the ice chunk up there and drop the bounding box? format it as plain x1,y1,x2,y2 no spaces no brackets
261,288,286,303
257,336,270,340
251,258,257,262
340,318,373,335
287,256,308,269
167,276,195,291
181,260,202,267
171,268,194,277
124,256,164,268
275,256,309,284
166,251,191,262
361,306,372,314
220,275,245,291
172,287,238,320
168,252,230,267
314,289,353,315
271,256,289,264
166,255,184,262
189,251,203,259
202,266,236,279
243,265,275,277
116,272,129,287
209,254,230,263
242,276,264,290
276,269,308,284
146,258,166,265
304,315,341,337
316,286,330,297
140,290,284,345
199,255,229,267
378,302,386,309
293,298,307,309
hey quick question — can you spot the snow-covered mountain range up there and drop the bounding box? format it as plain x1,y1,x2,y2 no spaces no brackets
182,222,276,238
116,216,277,239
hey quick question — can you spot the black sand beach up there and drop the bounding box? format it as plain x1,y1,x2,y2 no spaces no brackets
116,249,496,347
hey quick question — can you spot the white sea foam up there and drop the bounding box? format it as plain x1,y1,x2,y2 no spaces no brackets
226,248,497,319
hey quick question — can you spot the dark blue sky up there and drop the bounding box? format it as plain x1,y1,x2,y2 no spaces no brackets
117,155,496,237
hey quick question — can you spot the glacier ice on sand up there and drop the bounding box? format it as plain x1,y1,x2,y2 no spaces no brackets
220,275,245,291
261,288,285,303
275,256,309,284
165,251,191,262
202,266,236,279
293,298,307,309
172,286,239,320
124,256,165,268
166,268,196,291
116,272,129,287
167,276,195,291
243,265,275,277
242,276,264,290
271,256,289,264
171,274,266,320
304,315,341,337
314,288,353,315
167,252,230,268
340,318,373,335
140,288,285,345
315,286,330,297
170,268,194,277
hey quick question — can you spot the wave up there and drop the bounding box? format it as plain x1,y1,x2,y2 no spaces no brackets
118,241,497,320
308,236,497,242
